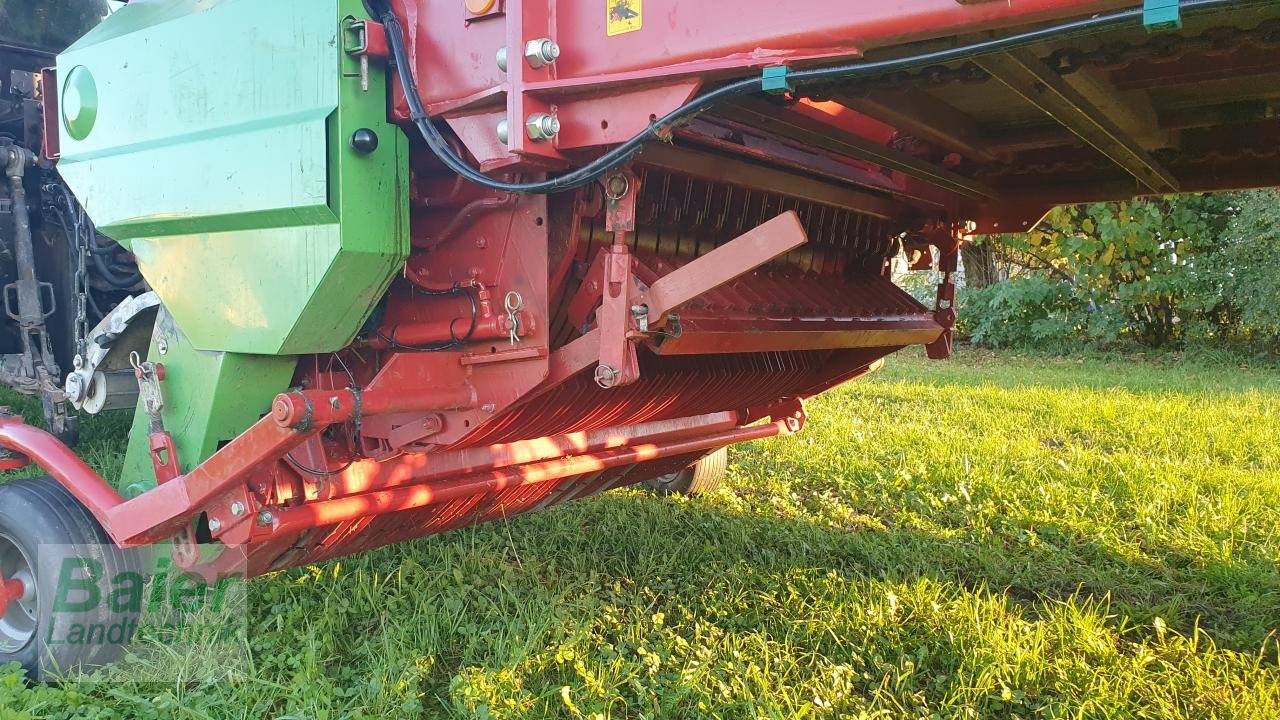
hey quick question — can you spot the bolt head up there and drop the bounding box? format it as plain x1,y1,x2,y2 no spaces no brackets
208,518,222,533
257,511,274,526
230,501,246,517
525,113,560,142
524,38,560,69
156,337,168,355
271,396,294,425
605,174,630,199
496,118,510,145
496,46,509,72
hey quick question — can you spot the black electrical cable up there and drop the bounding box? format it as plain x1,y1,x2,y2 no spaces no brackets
55,184,143,289
373,0,1246,195
89,249,144,289
285,452,353,478
286,353,363,477
373,283,479,352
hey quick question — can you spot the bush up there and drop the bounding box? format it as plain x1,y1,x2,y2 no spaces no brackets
1202,190,1280,343
958,276,1087,350
959,191,1280,356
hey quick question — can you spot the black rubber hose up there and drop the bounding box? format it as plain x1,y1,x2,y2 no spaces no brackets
89,249,142,290
57,185,142,289
375,0,1246,195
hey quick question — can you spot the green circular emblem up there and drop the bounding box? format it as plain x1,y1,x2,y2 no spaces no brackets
62,65,99,141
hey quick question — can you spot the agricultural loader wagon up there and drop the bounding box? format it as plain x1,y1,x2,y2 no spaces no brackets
0,0,1277,676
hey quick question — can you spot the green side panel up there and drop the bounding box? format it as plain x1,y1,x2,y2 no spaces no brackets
120,310,296,496
56,0,409,355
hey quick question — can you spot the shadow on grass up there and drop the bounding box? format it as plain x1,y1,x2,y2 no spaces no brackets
307,483,1276,715
573,490,1278,652
280,479,1269,712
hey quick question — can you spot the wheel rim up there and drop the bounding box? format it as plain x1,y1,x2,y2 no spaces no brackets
0,533,37,653
650,471,682,488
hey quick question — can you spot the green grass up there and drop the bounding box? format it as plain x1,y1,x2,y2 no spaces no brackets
2,348,1279,718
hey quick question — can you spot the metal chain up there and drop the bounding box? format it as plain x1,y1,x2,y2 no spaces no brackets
40,184,91,365
973,144,1280,179
71,199,90,361
1045,20,1280,75
828,21,1280,98
812,62,991,98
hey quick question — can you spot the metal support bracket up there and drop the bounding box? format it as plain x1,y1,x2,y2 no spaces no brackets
925,227,961,361
1143,0,1181,31
596,171,644,388
761,66,794,95
65,291,161,413
344,18,390,92
547,210,811,387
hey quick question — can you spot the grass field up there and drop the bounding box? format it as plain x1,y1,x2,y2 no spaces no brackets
2,348,1279,719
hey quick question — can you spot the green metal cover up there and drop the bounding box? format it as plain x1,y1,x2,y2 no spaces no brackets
119,309,297,493
56,0,409,355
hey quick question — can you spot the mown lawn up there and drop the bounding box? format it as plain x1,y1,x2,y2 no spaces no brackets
3,348,1279,718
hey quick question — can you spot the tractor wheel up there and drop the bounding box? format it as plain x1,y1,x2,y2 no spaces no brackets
644,447,729,496
0,477,138,681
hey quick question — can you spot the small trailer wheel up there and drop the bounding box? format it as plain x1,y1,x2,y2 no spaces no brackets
0,477,138,681
644,447,729,496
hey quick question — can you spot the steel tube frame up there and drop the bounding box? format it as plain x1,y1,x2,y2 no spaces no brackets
264,413,802,537
0,391,787,549
329,409,746,497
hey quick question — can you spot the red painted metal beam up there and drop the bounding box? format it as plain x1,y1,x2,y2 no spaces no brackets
263,411,803,537
271,385,479,429
643,211,810,320
0,416,126,526
330,409,744,497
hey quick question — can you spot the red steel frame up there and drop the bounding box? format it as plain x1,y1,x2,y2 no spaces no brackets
393,0,1128,168
2,0,1270,579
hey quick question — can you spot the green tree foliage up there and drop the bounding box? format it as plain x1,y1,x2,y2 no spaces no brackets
1197,190,1280,342
958,190,1280,353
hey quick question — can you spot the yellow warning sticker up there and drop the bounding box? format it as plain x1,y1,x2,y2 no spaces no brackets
607,0,642,36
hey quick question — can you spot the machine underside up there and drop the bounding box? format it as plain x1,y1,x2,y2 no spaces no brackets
0,0,1276,578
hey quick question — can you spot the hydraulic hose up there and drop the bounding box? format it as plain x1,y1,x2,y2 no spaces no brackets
373,0,1245,195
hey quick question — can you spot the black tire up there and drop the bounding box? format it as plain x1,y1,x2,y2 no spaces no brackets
644,447,729,496
0,476,139,681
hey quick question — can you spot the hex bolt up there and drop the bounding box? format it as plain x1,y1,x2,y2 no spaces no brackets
156,337,168,356
496,46,509,72
230,501,246,517
605,173,630,199
496,118,510,145
523,38,560,69
525,113,560,142
329,396,341,410
208,517,222,534
258,511,274,526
